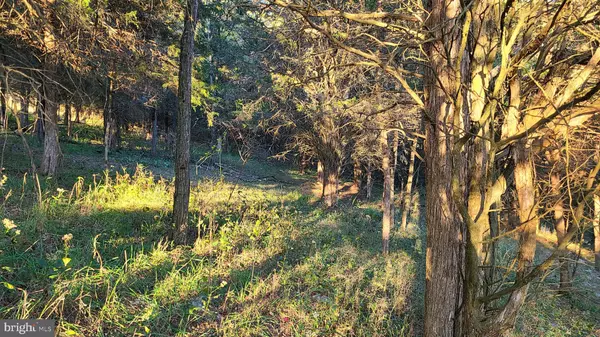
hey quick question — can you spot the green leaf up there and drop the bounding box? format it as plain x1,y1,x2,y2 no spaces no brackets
62,257,72,267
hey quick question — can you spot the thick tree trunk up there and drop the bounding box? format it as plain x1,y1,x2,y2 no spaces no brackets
424,0,467,334
551,173,571,291
41,80,61,176
401,138,417,230
381,130,393,255
594,194,600,272
173,0,198,245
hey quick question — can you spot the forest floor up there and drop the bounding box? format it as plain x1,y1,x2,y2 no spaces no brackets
0,121,599,336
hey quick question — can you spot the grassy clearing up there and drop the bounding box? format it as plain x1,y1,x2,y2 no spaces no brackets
0,123,599,336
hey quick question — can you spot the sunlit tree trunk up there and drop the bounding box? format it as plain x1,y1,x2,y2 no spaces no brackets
41,76,61,176
173,0,198,245
401,138,417,230
551,172,571,290
366,165,373,200
322,157,339,208
381,130,393,255
424,0,467,334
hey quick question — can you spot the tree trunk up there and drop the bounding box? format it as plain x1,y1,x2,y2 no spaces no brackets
152,107,158,156
19,94,28,133
0,65,7,130
317,160,325,199
366,167,373,200
401,138,417,230
103,76,116,153
173,0,198,245
323,158,339,208
594,194,600,272
41,80,61,176
65,102,71,137
75,101,81,123
551,173,571,291
352,158,362,193
36,92,45,144
424,0,467,334
381,130,393,255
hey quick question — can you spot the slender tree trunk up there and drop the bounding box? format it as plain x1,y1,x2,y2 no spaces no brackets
65,102,71,137
75,101,81,123
323,158,339,208
381,130,393,255
152,107,158,156
391,131,398,222
41,78,61,176
366,167,373,200
0,65,7,130
317,160,325,199
173,0,198,245
401,138,417,230
103,77,114,167
352,158,362,193
19,91,29,133
551,173,571,290
594,194,600,272
36,91,44,144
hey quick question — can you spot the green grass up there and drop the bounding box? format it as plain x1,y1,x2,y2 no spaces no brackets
0,123,598,336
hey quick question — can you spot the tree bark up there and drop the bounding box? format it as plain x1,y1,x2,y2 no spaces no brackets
36,91,45,144
40,78,61,176
65,102,71,137
381,130,393,255
594,194,600,272
322,157,339,208
75,101,81,123
173,0,198,245
401,138,417,230
551,173,571,291
152,107,158,156
352,158,362,193
19,93,28,133
366,167,373,200
424,0,467,334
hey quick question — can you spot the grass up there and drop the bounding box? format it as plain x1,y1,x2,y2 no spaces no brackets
0,121,599,336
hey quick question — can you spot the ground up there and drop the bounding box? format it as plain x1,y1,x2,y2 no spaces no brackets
0,121,599,336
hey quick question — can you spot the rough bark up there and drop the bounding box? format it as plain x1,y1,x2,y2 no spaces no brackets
173,0,198,245
401,138,417,230
40,79,61,176
424,0,466,334
381,130,392,255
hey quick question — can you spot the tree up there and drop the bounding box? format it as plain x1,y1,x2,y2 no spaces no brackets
270,0,600,335
173,0,198,245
